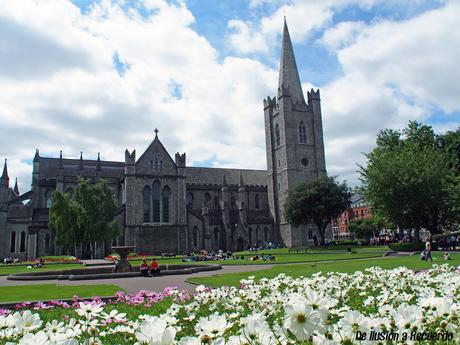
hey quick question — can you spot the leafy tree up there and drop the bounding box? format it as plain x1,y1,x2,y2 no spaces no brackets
360,121,459,240
284,175,351,243
48,191,80,254
49,178,119,258
348,218,378,241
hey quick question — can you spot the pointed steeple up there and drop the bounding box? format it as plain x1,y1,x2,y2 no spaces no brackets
78,152,84,170
13,178,19,195
0,159,9,187
278,18,305,104
33,149,40,163
58,150,64,169
96,152,102,171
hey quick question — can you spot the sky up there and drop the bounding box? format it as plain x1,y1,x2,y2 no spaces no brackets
0,0,459,192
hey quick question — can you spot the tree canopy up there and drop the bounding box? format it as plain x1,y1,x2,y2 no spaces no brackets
284,175,351,242
49,178,119,258
360,121,460,240
348,218,378,241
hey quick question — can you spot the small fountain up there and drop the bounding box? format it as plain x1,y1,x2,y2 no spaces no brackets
111,246,135,273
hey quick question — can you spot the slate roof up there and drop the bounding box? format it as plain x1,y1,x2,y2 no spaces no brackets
185,167,267,187
39,157,124,179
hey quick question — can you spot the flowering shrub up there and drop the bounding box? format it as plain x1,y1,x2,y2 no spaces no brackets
1,265,460,344
39,256,80,263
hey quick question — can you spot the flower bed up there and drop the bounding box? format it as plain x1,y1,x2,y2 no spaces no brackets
104,253,153,261
1,265,459,344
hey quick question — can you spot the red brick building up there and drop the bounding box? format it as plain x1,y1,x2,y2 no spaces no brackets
332,194,371,239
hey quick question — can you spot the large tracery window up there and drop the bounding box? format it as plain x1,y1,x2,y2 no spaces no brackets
255,194,260,209
152,180,161,222
299,121,307,143
20,231,26,252
275,124,281,147
10,232,16,253
143,186,151,222
162,186,171,223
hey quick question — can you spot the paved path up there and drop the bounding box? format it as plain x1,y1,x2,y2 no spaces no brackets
0,264,273,294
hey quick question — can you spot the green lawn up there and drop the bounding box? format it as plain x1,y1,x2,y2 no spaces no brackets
0,263,84,276
0,284,122,303
234,245,390,254
188,252,460,287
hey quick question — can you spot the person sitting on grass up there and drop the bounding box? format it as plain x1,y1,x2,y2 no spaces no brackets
444,252,452,260
150,258,160,276
140,259,149,277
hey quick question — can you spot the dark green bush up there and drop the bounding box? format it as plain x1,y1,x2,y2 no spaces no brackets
388,242,426,252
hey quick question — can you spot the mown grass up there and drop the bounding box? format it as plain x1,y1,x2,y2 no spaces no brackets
188,252,460,287
0,284,122,303
0,263,83,276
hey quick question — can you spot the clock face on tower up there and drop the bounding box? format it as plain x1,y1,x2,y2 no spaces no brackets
301,157,309,167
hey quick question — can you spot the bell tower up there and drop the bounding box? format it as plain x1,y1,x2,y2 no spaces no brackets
264,19,326,247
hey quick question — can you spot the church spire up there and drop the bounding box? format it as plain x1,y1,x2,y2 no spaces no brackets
13,178,19,195
0,159,9,187
78,152,84,170
278,18,305,104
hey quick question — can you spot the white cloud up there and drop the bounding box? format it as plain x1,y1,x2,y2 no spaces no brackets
317,0,460,184
0,0,458,192
0,0,276,190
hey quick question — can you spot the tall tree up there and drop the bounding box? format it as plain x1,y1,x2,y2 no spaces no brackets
284,176,351,243
348,218,378,241
360,121,459,240
49,178,119,258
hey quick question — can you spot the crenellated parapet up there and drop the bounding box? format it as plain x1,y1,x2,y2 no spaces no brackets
263,95,277,110
175,152,186,168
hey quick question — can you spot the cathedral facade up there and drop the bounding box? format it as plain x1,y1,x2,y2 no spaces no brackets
0,21,327,259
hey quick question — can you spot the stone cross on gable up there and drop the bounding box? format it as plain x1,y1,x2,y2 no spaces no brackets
154,128,159,136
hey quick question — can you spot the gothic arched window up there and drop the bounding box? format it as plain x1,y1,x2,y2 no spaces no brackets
186,192,194,208
255,194,260,209
213,228,219,248
44,233,50,253
152,180,161,222
248,227,252,245
192,226,199,248
213,196,220,210
264,227,268,242
10,231,16,253
20,231,26,252
231,196,237,210
299,121,307,143
162,186,171,223
204,193,211,208
46,190,52,208
143,185,151,222
275,124,281,147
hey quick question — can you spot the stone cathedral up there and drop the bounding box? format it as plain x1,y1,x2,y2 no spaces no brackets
0,21,327,259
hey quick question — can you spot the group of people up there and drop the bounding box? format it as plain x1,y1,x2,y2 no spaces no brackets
139,259,160,277
437,234,459,251
182,249,233,262
2,257,20,264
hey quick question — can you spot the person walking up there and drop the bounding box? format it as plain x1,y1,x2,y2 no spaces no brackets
425,239,433,262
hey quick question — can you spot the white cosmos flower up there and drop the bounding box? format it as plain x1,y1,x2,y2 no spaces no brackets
13,310,42,332
392,304,422,331
17,330,49,345
0,314,16,337
338,310,369,338
195,312,230,338
135,316,176,345
75,302,103,319
284,300,323,340
101,309,127,323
